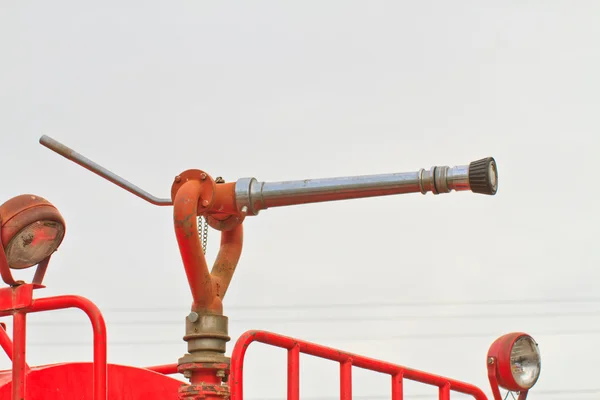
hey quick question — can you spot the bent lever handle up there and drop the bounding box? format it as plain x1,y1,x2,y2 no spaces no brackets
39,135,172,206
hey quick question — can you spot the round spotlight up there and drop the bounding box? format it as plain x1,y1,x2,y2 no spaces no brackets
487,332,541,392
0,195,66,269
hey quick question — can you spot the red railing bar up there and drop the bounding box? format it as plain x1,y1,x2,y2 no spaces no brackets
440,383,450,400
340,360,352,400
29,296,107,400
392,372,404,400
12,312,26,400
145,363,179,375
0,323,14,362
230,330,488,400
287,345,300,400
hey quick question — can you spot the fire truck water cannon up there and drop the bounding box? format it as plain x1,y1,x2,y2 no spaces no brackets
0,135,541,400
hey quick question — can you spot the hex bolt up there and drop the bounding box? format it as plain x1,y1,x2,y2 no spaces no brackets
487,357,495,365
202,199,210,207
200,173,207,180
183,370,192,379
188,312,199,323
175,175,182,183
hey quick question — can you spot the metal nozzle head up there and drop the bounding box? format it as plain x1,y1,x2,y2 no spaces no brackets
468,157,498,195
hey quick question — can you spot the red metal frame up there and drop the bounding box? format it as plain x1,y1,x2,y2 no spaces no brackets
0,284,107,400
230,330,489,400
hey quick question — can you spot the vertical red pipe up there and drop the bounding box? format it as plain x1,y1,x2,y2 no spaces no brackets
190,369,222,399
439,383,450,400
12,312,26,400
287,345,300,400
392,372,404,400
340,360,352,400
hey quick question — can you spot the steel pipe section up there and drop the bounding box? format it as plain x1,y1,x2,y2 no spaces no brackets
235,158,498,215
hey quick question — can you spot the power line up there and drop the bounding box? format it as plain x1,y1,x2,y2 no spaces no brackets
19,310,600,326
99,297,600,313
21,328,600,346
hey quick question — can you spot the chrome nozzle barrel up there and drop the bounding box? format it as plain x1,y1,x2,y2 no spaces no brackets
235,158,497,215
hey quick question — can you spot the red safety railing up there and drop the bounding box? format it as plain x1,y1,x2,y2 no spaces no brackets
0,284,107,400
230,330,488,400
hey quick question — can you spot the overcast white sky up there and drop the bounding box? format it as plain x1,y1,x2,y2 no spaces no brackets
1,1,600,399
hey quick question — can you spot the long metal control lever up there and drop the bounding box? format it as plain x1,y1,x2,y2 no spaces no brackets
40,135,173,206
39,135,498,215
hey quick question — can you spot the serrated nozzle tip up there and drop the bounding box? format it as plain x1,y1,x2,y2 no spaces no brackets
469,157,498,195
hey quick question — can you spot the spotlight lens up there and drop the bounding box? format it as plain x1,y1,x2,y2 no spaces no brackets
511,336,541,389
489,161,498,191
5,220,65,269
